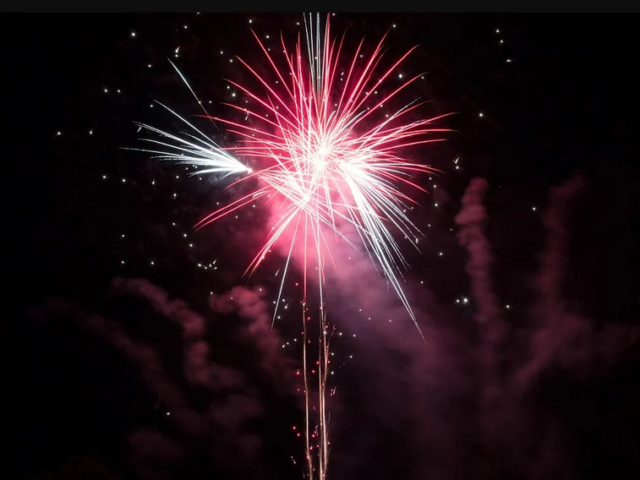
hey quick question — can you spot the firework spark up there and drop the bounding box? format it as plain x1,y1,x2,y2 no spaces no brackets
134,13,447,479
130,102,251,177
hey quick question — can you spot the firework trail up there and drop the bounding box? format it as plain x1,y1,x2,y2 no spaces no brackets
133,13,447,479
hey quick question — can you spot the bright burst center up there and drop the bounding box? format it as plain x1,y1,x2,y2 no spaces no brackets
135,15,451,338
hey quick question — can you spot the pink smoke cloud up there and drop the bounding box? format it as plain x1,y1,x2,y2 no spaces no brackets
209,285,297,394
455,177,515,464
111,277,245,391
40,298,204,436
128,429,184,480
311,173,639,480
517,174,639,387
37,279,298,479
208,394,263,434
455,178,507,344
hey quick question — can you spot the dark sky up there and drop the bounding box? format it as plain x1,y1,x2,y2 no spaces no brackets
6,13,640,480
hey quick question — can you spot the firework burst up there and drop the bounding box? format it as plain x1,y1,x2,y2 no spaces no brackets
133,13,448,479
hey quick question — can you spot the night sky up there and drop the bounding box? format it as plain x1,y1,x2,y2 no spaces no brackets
6,13,640,480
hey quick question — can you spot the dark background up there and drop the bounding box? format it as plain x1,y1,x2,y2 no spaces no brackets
5,13,639,480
